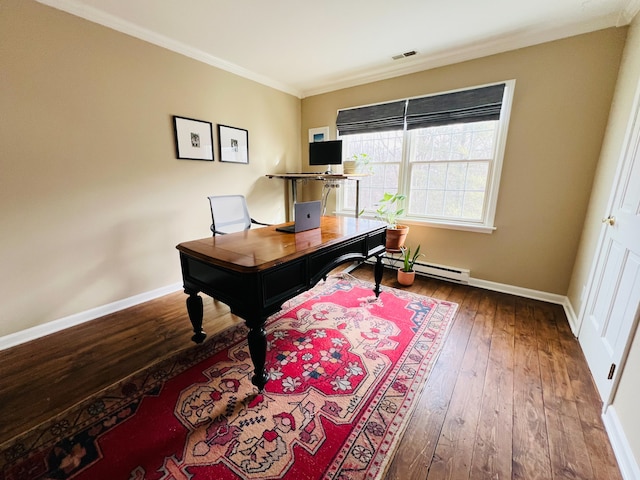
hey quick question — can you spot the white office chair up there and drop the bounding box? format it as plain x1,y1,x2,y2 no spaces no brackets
208,195,270,235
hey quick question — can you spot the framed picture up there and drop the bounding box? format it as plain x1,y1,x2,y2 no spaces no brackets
172,116,214,161
218,124,249,164
308,126,330,143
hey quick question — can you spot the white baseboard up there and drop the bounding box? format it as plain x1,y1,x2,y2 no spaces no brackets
468,278,579,331
370,261,580,335
1,271,580,351
370,258,578,330
603,405,640,480
562,298,580,336
469,277,567,304
0,282,183,351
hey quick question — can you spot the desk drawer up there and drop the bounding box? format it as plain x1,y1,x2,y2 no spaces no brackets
308,237,364,282
182,256,245,299
367,230,386,255
261,260,306,309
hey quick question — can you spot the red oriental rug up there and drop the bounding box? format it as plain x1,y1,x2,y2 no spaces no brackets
0,274,457,480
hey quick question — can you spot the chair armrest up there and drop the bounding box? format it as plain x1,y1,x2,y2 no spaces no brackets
210,225,227,236
251,218,271,227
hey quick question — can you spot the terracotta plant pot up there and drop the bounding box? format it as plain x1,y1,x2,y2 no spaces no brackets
397,269,415,286
385,225,409,252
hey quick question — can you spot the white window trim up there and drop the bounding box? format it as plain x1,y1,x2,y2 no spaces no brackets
336,79,515,234
480,79,515,232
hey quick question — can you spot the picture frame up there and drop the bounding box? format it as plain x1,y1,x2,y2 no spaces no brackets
218,124,249,164
172,115,214,161
308,126,330,143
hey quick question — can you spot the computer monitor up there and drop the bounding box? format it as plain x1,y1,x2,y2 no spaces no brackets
309,140,342,173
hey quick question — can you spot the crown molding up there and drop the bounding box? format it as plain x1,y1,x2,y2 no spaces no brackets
37,0,631,99
300,13,623,97
36,0,303,98
618,0,640,25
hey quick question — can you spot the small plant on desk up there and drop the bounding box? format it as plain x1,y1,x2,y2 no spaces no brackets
343,153,372,175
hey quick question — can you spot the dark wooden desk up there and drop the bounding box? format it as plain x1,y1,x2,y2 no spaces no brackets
176,216,386,390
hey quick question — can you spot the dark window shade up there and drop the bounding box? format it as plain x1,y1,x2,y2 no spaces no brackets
405,83,506,130
336,100,406,136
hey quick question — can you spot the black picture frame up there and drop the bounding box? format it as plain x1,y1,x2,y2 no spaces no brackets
218,124,249,164
173,115,214,161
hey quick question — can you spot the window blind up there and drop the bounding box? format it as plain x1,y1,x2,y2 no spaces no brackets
405,83,506,130
336,100,406,136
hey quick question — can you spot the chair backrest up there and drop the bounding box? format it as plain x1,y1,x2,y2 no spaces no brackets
208,195,252,235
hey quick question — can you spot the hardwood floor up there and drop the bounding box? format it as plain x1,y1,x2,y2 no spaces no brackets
0,265,622,479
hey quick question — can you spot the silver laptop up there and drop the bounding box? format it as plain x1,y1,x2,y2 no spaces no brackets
276,201,321,233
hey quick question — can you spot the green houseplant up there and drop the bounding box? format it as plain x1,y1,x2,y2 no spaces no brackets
375,192,409,251
375,192,405,227
397,245,424,286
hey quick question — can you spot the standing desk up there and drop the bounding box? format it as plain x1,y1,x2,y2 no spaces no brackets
265,173,368,219
176,216,386,391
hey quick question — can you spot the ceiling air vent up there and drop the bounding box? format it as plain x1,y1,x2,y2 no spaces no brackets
392,50,418,60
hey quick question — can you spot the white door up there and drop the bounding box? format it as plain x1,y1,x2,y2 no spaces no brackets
578,87,640,405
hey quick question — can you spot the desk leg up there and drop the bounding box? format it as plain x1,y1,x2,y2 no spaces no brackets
246,316,268,391
288,179,298,222
355,179,360,218
374,254,384,298
186,291,206,343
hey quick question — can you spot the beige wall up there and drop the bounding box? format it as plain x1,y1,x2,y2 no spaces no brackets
568,15,640,467
0,0,300,337
301,28,627,295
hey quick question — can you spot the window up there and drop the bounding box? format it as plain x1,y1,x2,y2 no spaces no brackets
337,81,514,233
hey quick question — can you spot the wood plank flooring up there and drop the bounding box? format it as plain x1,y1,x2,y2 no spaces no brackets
0,265,622,479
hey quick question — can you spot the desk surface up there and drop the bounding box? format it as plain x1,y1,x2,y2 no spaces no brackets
176,216,386,272
265,173,368,180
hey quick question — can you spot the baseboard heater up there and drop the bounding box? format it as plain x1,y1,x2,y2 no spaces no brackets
411,260,470,284
365,256,470,284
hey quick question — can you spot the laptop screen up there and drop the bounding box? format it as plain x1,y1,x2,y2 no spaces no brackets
276,201,321,233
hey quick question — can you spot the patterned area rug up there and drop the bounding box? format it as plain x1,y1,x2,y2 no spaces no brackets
0,274,457,480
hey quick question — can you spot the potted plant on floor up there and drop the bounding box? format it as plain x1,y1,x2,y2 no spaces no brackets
397,245,423,286
375,192,409,252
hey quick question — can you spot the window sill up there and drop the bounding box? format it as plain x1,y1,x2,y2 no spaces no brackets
405,219,496,234
336,211,496,234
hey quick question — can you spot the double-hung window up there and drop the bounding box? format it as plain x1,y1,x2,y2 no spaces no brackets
336,81,514,233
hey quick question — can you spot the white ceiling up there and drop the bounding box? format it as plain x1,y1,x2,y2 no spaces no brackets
38,0,640,98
